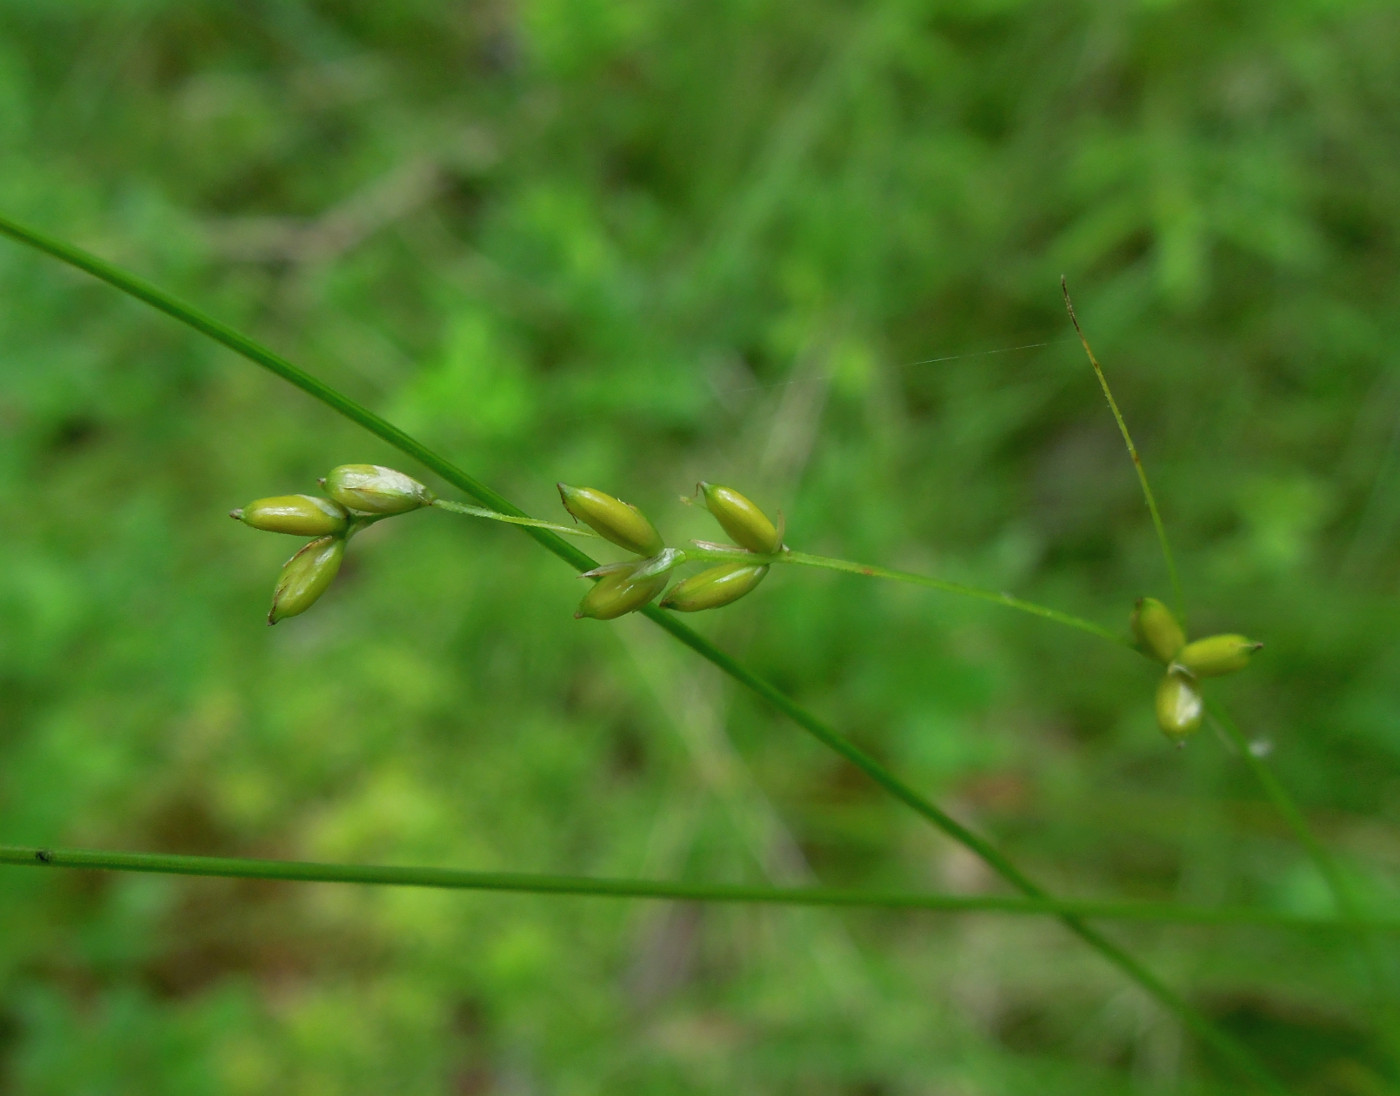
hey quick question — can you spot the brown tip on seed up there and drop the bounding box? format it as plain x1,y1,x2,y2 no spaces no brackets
229,509,243,520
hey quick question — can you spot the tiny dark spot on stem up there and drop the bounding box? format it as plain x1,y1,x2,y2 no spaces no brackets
35,849,52,863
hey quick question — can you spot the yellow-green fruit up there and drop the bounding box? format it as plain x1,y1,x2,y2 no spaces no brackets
1131,597,1185,664
1176,634,1263,678
325,465,434,514
699,483,782,554
558,484,664,556
268,536,345,624
231,494,349,536
661,563,769,612
1155,669,1204,742
575,562,670,620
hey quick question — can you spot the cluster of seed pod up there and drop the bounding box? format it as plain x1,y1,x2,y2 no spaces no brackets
1132,597,1263,744
232,472,1262,748
560,481,783,620
231,465,435,623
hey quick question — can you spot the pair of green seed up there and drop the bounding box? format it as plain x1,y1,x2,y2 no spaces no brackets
560,482,782,620
1131,597,1263,743
231,464,435,623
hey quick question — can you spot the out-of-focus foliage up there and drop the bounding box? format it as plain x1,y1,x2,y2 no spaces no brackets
2,0,1398,1092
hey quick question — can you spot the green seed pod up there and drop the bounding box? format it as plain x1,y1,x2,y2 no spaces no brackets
324,465,434,515
575,561,670,620
558,484,664,557
661,563,769,612
1175,634,1263,678
1131,597,1186,664
1155,668,1204,742
231,494,349,537
698,483,782,554
268,536,345,625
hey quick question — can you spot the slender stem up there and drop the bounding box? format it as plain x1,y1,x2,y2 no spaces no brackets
0,214,590,566
345,513,393,539
1209,706,1357,915
0,213,1287,1093
777,548,1128,646
690,540,1390,1033
430,498,602,540
1062,272,1393,1051
1210,703,1400,1057
425,511,1127,647
641,606,1286,1094
1060,277,1391,1053
2,844,1394,933
1062,278,1185,624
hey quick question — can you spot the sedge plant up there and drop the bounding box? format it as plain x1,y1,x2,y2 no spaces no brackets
2,210,1393,1092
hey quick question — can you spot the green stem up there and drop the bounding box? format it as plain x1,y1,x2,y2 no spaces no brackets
430,498,601,540
775,548,1126,646
689,537,1388,1028
1,845,1393,933
1062,278,1185,625
1062,272,1395,1054
1209,706,1358,917
0,212,1287,1094
0,214,586,564
1210,703,1400,1058
642,605,1286,1094
345,513,393,540
426,508,1127,647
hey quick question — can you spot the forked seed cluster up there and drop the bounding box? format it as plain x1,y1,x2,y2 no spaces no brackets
561,481,780,619
1132,597,1263,743
233,469,783,625
231,464,435,623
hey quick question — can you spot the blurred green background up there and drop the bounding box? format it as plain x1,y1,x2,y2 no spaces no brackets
2,1,1398,1092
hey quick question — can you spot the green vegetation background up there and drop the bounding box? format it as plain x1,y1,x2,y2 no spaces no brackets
1,1,1397,1092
